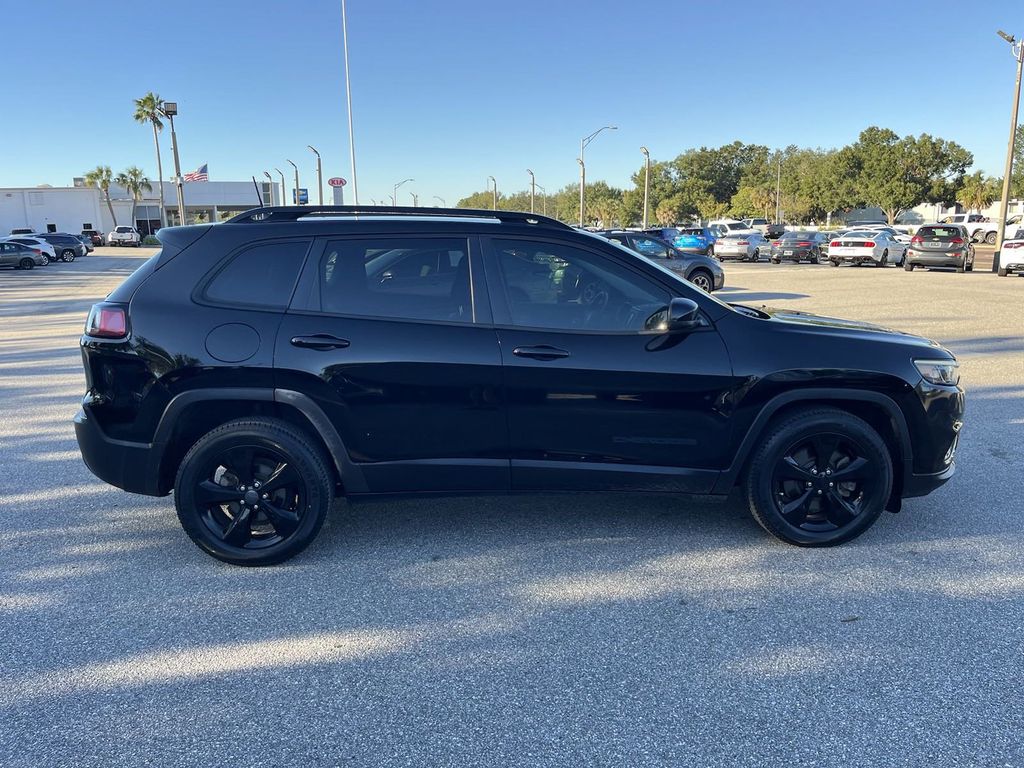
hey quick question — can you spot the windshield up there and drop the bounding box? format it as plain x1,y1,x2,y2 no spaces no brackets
841,230,877,239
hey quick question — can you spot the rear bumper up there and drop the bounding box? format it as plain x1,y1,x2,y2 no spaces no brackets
902,462,956,498
907,250,966,267
74,408,164,496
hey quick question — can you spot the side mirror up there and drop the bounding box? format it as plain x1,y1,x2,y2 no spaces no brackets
667,297,701,332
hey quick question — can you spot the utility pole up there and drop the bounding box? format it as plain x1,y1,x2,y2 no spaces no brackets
994,30,1024,272
161,101,185,225
640,146,650,229
527,169,536,213
287,159,300,204
307,145,323,205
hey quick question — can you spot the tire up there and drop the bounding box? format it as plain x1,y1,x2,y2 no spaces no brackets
955,261,965,273
61,249,75,262
752,248,760,261
985,231,997,245
830,260,839,267
688,268,714,292
998,267,1008,277
174,417,333,566
744,407,892,547
880,250,888,266
904,262,914,271
40,254,49,266
19,258,34,270
771,257,781,264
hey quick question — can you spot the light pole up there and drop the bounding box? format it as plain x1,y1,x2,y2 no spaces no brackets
341,0,359,204
527,169,536,213
161,101,186,225
579,125,617,226
536,184,547,216
433,195,446,207
307,145,323,205
640,146,650,229
275,168,286,208
411,192,418,206
393,178,413,207
487,176,497,209
994,30,1024,272
287,160,301,205
370,198,378,205
263,171,274,205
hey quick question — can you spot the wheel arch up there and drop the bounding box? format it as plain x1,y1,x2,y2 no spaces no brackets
713,388,913,508
153,388,367,496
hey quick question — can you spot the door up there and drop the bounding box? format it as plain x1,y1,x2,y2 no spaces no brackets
276,234,508,494
482,236,737,493
0,243,18,267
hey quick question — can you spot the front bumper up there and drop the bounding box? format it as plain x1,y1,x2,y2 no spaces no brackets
903,462,956,498
74,407,164,496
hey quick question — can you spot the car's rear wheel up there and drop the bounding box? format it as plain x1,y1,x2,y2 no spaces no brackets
831,259,839,267
771,257,781,264
880,250,888,266
174,418,333,566
986,231,998,245
744,408,892,547
904,262,914,271
18,258,34,270
688,268,713,292
61,249,75,262
998,267,1008,276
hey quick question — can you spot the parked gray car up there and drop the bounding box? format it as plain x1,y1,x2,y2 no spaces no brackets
36,233,87,262
714,232,769,262
0,240,46,269
599,230,725,291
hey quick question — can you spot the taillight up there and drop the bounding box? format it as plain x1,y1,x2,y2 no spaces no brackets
830,241,841,247
736,240,748,245
1005,241,1024,249
949,237,964,246
910,236,923,245
85,303,128,339
32,248,42,255
795,241,812,246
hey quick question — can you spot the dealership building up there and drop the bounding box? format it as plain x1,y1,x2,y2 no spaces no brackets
0,178,281,236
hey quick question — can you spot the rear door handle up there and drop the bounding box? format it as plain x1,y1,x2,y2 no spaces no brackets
290,334,351,351
512,345,570,361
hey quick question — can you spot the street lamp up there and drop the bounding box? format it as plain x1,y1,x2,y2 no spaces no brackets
275,168,286,209
287,159,301,205
307,145,323,205
536,184,547,216
393,178,413,208
263,171,274,205
527,169,536,213
994,29,1024,272
411,192,419,206
488,176,497,210
433,195,446,207
342,0,359,204
579,125,617,226
640,146,650,229
775,153,783,222
160,100,186,225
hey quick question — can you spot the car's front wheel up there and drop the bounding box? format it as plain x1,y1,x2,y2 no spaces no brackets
61,249,76,262
174,418,333,566
744,407,892,546
688,268,714,292
18,258,34,270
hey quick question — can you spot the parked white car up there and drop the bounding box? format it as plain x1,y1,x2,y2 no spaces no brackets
827,229,906,267
709,219,759,238
107,226,142,247
938,213,1022,245
997,227,1024,277
2,236,56,263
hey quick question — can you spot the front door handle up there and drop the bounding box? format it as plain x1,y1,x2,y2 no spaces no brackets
512,345,570,361
290,334,351,351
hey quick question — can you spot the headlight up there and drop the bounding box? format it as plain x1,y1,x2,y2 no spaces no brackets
914,358,960,386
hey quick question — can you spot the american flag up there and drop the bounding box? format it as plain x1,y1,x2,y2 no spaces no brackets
183,163,208,182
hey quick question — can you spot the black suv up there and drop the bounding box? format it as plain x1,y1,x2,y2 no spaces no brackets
37,233,88,262
75,206,964,565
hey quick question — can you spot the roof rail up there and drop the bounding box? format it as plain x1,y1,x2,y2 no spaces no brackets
224,205,573,230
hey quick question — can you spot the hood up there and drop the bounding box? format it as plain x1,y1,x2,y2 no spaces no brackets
732,304,951,353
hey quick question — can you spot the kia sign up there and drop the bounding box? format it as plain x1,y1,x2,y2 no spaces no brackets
328,177,347,187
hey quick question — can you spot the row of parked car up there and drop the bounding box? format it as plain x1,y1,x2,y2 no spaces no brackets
0,231,95,269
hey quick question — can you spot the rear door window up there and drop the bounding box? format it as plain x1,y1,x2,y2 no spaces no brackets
917,227,958,239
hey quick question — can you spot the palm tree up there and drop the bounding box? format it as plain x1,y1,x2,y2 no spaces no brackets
958,171,999,214
133,92,166,227
84,165,117,227
115,166,153,227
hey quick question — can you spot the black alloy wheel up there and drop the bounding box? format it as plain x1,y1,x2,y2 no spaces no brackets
688,269,713,292
174,418,332,565
745,408,891,546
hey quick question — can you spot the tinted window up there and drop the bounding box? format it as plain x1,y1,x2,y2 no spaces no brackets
204,241,309,309
631,236,673,259
680,228,704,236
115,226,133,233
318,237,472,323
917,226,961,239
493,238,670,332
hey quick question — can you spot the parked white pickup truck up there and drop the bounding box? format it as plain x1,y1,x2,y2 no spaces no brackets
938,214,1022,245
107,225,142,247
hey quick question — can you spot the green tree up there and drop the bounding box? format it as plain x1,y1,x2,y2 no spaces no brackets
115,166,153,225
655,197,683,226
133,92,166,227
84,165,117,227
1010,123,1024,199
957,171,999,213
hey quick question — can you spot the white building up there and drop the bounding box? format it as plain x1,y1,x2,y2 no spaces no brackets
1,179,277,236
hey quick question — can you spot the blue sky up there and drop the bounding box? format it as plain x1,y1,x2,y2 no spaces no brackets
3,0,1022,204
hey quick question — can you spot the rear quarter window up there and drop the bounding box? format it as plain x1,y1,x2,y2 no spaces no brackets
201,240,311,310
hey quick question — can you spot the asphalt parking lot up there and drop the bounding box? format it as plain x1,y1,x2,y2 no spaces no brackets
1,249,1022,767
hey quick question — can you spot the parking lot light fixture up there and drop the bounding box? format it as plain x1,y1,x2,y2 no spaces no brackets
536,184,547,216
287,160,301,205
262,171,274,205
640,146,650,229
393,178,413,208
307,145,323,206
160,101,186,225
994,30,1024,272
488,176,497,210
579,125,617,226
527,169,536,213
433,195,446,207
275,168,286,208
